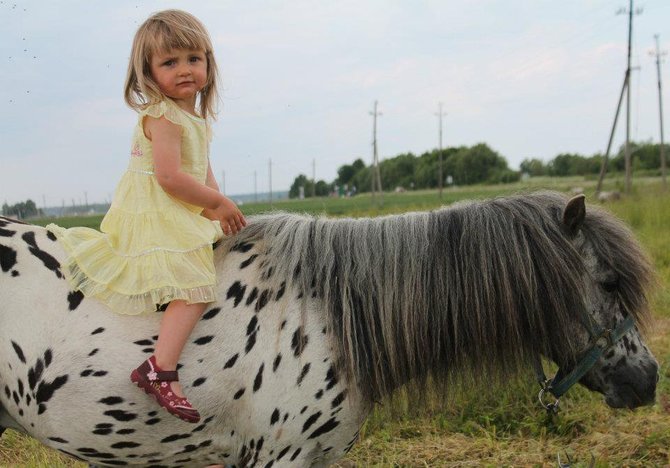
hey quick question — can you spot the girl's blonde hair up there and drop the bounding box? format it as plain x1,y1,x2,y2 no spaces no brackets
124,9,220,120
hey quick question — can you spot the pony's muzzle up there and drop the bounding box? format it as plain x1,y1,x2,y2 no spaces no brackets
605,360,658,409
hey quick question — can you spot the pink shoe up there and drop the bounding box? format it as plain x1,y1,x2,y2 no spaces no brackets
130,356,200,423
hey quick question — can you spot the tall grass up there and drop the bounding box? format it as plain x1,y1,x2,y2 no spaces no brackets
8,177,670,466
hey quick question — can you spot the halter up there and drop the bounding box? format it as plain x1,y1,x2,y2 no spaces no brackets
532,308,636,414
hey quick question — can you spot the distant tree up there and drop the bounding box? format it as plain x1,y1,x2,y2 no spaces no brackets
414,151,439,188
350,166,373,193
548,153,584,176
628,141,669,171
352,158,365,172
414,147,460,188
289,174,310,199
2,199,41,219
289,174,331,198
546,153,602,176
451,143,510,185
608,141,668,173
520,158,547,176
336,158,366,186
582,155,602,174
336,164,356,186
379,153,417,189
488,168,521,184
292,143,524,197
314,180,330,196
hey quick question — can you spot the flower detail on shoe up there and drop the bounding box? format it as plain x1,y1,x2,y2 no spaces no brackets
130,355,201,423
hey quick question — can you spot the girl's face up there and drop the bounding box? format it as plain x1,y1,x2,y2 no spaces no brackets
149,48,208,109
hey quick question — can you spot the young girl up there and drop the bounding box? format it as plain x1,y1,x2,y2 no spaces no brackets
47,9,245,423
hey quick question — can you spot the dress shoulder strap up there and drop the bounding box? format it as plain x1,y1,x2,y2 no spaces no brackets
139,100,187,129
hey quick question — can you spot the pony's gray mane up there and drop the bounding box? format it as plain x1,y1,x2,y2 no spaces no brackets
221,191,653,401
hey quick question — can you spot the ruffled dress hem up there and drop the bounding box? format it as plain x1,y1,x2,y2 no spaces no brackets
47,223,217,315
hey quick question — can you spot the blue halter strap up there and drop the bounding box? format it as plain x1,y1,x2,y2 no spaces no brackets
533,312,636,413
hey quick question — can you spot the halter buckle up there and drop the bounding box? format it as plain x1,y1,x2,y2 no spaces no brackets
593,328,613,349
538,381,561,414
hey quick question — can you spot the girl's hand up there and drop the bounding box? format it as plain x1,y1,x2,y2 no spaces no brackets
206,196,247,236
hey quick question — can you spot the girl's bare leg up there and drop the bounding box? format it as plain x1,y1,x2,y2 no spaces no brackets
153,300,207,397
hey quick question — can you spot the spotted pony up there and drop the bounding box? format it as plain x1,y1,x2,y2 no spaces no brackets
0,191,659,467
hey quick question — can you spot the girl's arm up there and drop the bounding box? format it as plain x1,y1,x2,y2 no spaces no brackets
205,161,220,192
146,116,246,233
202,161,223,222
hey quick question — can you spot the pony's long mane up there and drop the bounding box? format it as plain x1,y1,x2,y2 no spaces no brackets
221,192,653,401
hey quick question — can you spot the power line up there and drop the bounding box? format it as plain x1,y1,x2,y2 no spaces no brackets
650,34,667,190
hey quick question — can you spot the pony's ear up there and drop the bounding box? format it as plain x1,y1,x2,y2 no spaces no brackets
562,194,586,235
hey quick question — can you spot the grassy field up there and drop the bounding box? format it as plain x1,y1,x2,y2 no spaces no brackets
5,176,670,466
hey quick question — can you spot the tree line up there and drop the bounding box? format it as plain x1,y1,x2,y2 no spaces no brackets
290,141,668,198
520,141,668,177
2,200,42,219
291,143,517,198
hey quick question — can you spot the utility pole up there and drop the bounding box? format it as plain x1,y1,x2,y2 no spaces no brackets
84,191,88,210
596,0,642,194
311,159,316,198
624,0,635,194
651,34,667,190
254,170,258,203
369,100,383,207
596,75,628,193
268,158,273,207
435,102,447,200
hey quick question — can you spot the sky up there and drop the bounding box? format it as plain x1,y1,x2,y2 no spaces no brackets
1,0,668,206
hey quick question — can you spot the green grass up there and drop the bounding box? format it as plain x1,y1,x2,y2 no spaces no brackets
9,176,670,466
0,430,79,467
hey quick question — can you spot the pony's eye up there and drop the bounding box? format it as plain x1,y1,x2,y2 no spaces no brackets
602,279,619,293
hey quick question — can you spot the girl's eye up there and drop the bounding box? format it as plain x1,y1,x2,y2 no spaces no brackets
163,60,175,67
189,56,202,63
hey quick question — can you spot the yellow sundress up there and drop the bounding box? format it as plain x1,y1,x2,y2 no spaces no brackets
47,99,224,315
